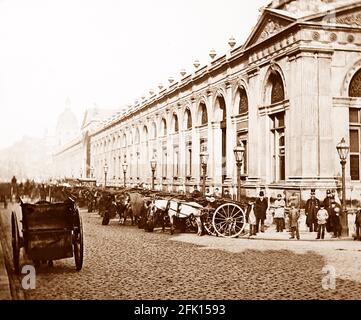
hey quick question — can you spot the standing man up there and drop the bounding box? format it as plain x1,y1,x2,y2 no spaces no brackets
254,191,268,233
329,201,342,238
323,189,334,233
305,189,320,232
224,189,232,200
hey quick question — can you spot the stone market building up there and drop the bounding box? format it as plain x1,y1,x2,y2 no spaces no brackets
53,0,361,203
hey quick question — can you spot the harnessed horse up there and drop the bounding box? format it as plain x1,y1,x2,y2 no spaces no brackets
148,198,206,235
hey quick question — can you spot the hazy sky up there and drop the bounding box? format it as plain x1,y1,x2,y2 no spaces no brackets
0,0,269,149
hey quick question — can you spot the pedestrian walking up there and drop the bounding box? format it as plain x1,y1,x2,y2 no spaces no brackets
316,204,329,239
273,194,285,232
305,189,320,232
254,191,268,233
288,203,300,240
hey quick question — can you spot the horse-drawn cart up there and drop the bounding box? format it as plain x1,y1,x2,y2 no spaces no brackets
145,193,247,238
203,199,247,238
11,199,84,273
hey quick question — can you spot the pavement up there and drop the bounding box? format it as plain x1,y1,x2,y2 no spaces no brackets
0,203,360,300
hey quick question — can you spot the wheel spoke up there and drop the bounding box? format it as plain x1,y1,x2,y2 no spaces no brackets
216,211,227,219
221,207,228,218
229,205,236,218
230,208,241,218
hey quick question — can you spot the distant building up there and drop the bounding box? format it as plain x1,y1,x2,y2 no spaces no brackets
55,105,79,147
52,0,361,203
53,107,118,179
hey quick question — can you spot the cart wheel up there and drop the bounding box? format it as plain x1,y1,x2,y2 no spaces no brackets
203,210,217,236
212,203,245,238
73,212,84,271
11,211,20,273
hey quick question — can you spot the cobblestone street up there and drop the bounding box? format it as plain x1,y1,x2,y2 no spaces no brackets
1,204,361,300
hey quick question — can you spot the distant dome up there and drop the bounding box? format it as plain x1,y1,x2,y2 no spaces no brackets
56,107,79,132
55,107,79,146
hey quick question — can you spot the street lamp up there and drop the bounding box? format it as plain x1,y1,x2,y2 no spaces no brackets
122,161,128,188
150,157,157,190
90,166,94,178
234,142,245,202
336,137,350,236
103,163,108,188
200,151,209,196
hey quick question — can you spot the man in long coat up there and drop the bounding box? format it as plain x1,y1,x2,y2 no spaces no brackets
323,189,334,233
254,191,268,233
305,189,320,232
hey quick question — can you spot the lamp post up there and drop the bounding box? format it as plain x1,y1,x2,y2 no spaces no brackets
233,142,245,202
200,151,209,196
90,166,94,179
122,161,128,188
150,157,157,190
336,137,350,236
103,163,108,188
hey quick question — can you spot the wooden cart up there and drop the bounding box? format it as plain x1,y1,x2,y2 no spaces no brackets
11,199,83,273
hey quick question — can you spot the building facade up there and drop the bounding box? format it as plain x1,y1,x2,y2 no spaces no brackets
53,0,361,203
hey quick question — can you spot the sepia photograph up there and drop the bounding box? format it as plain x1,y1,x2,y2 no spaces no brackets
1,0,361,309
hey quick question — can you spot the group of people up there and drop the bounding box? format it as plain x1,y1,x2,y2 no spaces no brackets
304,189,343,239
245,188,361,241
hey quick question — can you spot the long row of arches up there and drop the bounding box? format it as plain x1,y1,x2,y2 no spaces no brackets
90,67,288,188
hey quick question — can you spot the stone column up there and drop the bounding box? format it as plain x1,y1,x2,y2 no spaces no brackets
247,68,262,183
225,83,236,182
211,122,223,187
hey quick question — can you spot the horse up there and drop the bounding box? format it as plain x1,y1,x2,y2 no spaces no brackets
113,193,134,225
147,198,206,236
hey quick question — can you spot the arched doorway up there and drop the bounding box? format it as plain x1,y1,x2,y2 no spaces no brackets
265,70,286,182
348,68,361,181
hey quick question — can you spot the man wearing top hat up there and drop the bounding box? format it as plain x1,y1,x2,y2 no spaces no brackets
305,189,320,232
254,190,268,233
323,189,334,233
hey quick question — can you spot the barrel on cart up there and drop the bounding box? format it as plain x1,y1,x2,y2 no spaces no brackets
11,199,84,273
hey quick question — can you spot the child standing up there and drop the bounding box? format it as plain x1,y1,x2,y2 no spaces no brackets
316,204,329,240
289,203,300,240
274,194,285,232
247,200,257,237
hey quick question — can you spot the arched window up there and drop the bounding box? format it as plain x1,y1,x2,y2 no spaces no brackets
270,72,285,104
239,88,248,114
161,118,167,136
200,103,208,125
349,69,361,97
122,134,127,148
135,129,140,144
143,126,148,142
185,108,192,129
173,114,179,133
152,122,157,139
349,69,361,180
